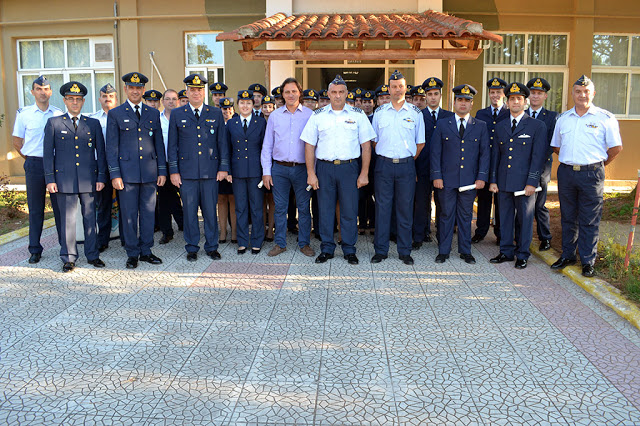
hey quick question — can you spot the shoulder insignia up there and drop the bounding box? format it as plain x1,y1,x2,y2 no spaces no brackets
313,106,328,115
410,104,422,114
17,107,23,113
350,106,364,114
600,108,615,118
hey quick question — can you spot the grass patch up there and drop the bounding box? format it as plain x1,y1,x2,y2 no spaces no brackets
602,186,638,223
596,238,640,304
0,191,54,236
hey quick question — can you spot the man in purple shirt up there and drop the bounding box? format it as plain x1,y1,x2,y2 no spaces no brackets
261,77,315,258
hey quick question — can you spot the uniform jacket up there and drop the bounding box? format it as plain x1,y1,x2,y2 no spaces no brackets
167,104,229,179
526,107,558,183
491,114,547,192
430,115,490,188
416,108,454,176
43,113,107,194
225,114,266,179
475,105,510,152
106,102,166,183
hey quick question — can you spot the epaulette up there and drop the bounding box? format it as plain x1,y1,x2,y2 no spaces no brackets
313,105,329,115
410,104,422,114
348,105,364,114
598,107,615,118
374,104,387,114
17,107,23,114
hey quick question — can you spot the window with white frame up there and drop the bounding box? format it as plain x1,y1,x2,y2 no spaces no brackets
17,37,115,114
592,34,640,118
484,33,569,112
184,32,225,105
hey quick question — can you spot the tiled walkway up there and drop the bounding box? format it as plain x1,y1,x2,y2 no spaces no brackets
1,225,640,425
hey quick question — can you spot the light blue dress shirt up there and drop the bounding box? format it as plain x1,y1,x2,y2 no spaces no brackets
12,104,63,157
371,101,425,158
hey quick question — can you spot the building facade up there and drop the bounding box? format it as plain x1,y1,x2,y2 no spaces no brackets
1,0,638,181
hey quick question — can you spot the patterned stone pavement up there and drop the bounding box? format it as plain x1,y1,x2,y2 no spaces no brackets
1,224,640,425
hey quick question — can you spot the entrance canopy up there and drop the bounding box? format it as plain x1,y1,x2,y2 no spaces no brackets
216,11,502,61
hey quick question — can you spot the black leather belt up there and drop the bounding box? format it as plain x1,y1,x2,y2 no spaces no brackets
379,156,411,164
560,162,603,171
274,160,304,167
318,159,357,165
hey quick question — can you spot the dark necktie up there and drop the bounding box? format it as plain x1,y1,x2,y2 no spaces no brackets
72,116,78,131
492,109,498,121
531,110,537,119
431,110,437,122
243,118,248,133
135,105,140,120
194,108,200,120
459,118,465,138
511,118,517,133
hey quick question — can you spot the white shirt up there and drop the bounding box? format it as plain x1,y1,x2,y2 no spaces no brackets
529,107,543,119
491,105,503,117
300,105,376,161
427,106,440,120
456,113,470,129
160,110,170,157
372,101,426,158
239,114,252,131
90,109,109,140
550,105,622,166
127,99,142,113
509,111,525,127
188,103,203,116
12,103,63,157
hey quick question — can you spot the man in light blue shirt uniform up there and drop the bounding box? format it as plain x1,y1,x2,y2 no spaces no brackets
302,75,376,265
370,70,426,265
90,83,119,252
550,75,623,277
12,75,63,264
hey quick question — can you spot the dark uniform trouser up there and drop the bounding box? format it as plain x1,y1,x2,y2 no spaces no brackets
24,156,62,254
475,186,500,239
374,157,416,257
413,173,433,242
158,180,183,237
287,188,298,231
118,182,157,258
232,177,265,249
557,163,605,266
57,192,99,263
181,178,219,253
534,178,552,241
272,163,311,249
499,191,535,260
437,187,475,256
96,175,125,248
317,160,359,255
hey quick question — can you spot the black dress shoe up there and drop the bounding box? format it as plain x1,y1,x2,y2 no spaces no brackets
399,255,414,265
88,258,106,268
288,228,298,235
98,245,108,253
539,240,551,251
62,262,75,272
265,237,274,242
207,250,221,260
251,248,261,255
237,248,247,255
582,264,595,277
495,239,501,246
315,252,334,263
159,234,173,245
423,235,432,243
28,253,41,264
460,254,476,264
344,253,359,265
126,257,138,269
139,254,162,265
412,241,422,249
490,253,514,264
219,239,227,244
515,258,528,269
435,254,449,263
187,252,198,262
370,253,387,263
231,239,238,244
551,257,576,270
471,235,484,243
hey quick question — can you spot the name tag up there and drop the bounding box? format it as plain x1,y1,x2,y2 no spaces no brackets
518,134,531,138
181,120,187,123
403,118,414,123
586,123,599,129
61,130,67,134
124,119,130,123
344,119,356,124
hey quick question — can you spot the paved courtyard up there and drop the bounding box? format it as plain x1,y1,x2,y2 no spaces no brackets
1,224,640,425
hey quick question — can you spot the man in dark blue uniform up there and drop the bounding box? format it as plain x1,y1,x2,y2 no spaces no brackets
209,82,228,108
143,90,162,110
168,73,229,261
249,83,267,117
43,81,107,272
489,82,547,269
524,77,558,251
106,72,167,269
474,77,509,245
431,84,490,264
413,77,454,248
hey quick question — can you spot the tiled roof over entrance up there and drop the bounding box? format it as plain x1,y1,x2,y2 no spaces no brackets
217,11,502,43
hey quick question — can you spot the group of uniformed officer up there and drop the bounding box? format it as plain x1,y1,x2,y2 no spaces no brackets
13,67,622,275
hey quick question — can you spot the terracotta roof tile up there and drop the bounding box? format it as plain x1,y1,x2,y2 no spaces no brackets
218,11,502,43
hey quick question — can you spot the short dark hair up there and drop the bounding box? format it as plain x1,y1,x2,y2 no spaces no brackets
280,77,303,102
163,89,178,98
